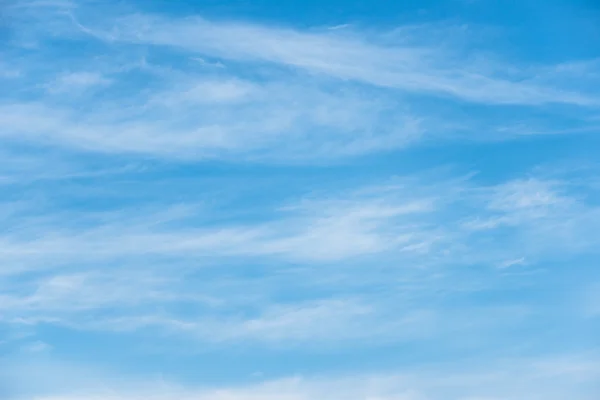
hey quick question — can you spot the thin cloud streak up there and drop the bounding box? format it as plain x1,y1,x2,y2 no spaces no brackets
1,172,599,346
4,353,600,400
2,2,598,163
79,12,600,106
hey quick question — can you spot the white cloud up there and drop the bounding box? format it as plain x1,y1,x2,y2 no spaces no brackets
4,353,599,400
1,3,598,400
1,1,597,164
151,79,256,105
497,258,526,269
45,72,111,94
21,340,53,353
486,179,570,212
1,171,597,345
0,184,446,343
0,80,420,160
80,13,600,106
0,186,438,276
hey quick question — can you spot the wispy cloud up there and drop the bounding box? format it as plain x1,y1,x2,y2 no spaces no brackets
4,352,599,400
1,1,598,398
1,170,598,346
45,71,112,94
1,0,598,163
87,13,599,106
0,181,438,274
0,80,420,160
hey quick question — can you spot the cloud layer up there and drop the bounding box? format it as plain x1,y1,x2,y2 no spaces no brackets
1,1,599,399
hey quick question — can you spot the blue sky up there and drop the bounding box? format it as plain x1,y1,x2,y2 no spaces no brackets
1,0,600,399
